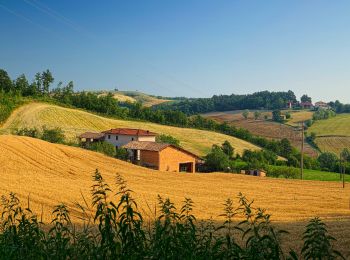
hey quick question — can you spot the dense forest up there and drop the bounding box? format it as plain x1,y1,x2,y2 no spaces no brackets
155,90,297,114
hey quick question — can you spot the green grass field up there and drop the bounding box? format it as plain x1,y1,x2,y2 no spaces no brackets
304,169,350,182
308,114,350,154
309,114,350,136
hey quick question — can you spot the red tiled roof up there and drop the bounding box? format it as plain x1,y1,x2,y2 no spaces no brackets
102,128,157,136
122,141,201,159
78,132,105,140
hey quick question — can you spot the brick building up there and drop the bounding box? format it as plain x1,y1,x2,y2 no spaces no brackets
123,141,200,173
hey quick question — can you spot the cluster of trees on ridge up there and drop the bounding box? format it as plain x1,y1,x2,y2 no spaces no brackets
1,68,349,174
0,170,345,259
155,90,298,114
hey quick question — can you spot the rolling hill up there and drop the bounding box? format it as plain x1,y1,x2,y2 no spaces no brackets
203,110,318,157
1,135,350,255
98,90,170,107
0,103,261,156
309,114,350,154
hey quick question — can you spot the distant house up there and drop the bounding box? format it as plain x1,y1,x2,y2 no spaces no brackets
300,102,314,109
286,101,293,109
102,128,157,149
241,169,266,177
123,141,200,173
78,132,105,146
314,101,331,110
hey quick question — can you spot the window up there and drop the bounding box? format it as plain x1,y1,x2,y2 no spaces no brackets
131,137,134,141
116,136,118,140
108,135,111,139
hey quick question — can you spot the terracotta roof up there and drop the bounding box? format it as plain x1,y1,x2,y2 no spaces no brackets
78,132,105,140
122,141,201,159
102,128,157,136
123,141,170,151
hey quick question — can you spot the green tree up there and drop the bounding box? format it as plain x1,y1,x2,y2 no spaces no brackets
0,69,13,92
41,69,54,94
156,134,180,147
205,145,230,172
253,111,261,120
242,109,249,119
222,140,234,159
272,110,282,122
301,94,312,103
14,74,29,94
318,152,338,172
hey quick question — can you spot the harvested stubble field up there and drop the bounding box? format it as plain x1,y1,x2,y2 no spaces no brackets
204,112,318,157
309,114,350,154
0,103,260,156
1,135,350,256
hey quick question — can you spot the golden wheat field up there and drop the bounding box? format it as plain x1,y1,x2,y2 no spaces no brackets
0,103,260,156
315,136,350,155
0,135,350,255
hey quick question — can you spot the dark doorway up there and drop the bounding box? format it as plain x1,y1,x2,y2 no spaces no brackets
179,162,193,173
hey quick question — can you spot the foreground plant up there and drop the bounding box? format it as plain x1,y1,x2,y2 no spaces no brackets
0,169,345,259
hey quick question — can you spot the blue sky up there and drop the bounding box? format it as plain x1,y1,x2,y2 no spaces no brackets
1,0,350,101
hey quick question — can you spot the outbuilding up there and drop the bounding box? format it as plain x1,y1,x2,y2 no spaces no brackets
123,141,200,173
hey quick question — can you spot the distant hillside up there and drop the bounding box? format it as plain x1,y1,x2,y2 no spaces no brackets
203,110,318,157
98,90,171,107
309,114,350,154
155,90,297,114
1,103,261,156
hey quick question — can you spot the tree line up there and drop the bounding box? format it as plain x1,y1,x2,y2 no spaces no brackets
154,90,297,114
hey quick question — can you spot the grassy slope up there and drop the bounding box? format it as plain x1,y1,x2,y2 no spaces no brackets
304,169,350,182
99,90,170,107
1,135,350,255
0,102,261,156
309,114,350,154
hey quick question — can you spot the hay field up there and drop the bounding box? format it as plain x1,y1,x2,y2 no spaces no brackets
285,110,314,126
315,136,350,155
1,135,350,255
0,103,260,156
309,114,350,136
308,114,350,154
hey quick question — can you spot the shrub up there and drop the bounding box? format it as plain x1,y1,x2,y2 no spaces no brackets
302,217,344,259
156,134,180,147
41,126,65,143
14,127,40,138
86,141,116,157
266,165,301,179
115,147,129,160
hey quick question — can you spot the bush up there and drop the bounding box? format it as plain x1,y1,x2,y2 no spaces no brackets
156,134,180,147
14,127,40,138
266,165,301,179
318,152,338,172
204,145,231,172
41,126,65,143
86,141,116,157
115,147,129,160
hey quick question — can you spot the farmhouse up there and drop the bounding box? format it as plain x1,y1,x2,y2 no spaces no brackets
300,101,314,109
102,128,157,148
314,101,331,110
78,128,201,173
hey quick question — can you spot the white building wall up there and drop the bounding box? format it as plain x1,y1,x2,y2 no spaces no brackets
104,134,156,148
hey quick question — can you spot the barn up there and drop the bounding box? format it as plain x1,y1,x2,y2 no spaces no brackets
123,141,200,173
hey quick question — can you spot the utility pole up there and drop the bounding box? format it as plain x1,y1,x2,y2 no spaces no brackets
300,121,304,180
